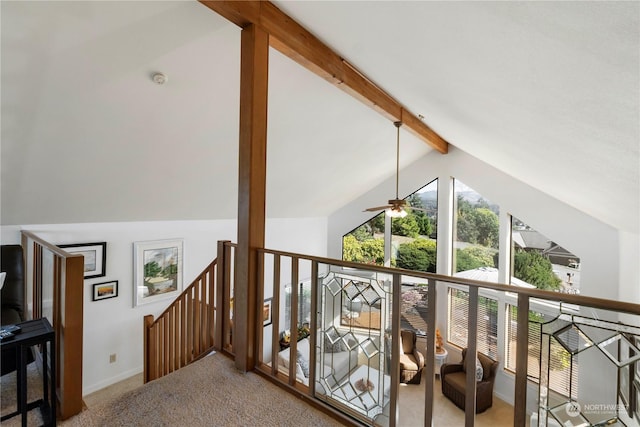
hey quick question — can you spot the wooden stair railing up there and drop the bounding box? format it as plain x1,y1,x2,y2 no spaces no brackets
143,259,218,383
21,231,85,420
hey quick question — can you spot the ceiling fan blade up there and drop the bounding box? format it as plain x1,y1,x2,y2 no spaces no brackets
363,205,392,212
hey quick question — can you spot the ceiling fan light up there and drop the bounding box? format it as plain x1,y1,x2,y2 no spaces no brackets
385,207,407,218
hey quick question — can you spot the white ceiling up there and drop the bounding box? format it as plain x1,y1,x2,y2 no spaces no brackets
1,1,638,234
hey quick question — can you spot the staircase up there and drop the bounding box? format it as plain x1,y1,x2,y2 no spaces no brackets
143,242,234,382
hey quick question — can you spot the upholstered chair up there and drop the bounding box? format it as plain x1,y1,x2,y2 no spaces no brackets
440,348,499,413
399,329,425,384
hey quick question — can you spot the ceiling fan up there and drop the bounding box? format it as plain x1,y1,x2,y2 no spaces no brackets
364,121,425,218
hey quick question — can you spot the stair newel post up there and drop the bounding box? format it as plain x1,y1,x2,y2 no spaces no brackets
144,314,156,383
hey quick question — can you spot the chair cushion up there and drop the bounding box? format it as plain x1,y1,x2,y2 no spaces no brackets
400,330,414,354
443,371,467,394
400,353,419,371
477,352,494,381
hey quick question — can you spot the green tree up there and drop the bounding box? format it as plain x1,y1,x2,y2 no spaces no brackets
361,238,385,265
472,208,499,248
351,223,373,242
406,195,433,236
370,214,385,234
455,246,496,272
342,234,384,265
342,235,363,262
391,214,420,237
144,261,161,278
455,198,499,248
513,250,561,291
396,238,437,272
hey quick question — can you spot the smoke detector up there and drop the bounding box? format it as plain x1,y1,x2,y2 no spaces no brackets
152,72,168,85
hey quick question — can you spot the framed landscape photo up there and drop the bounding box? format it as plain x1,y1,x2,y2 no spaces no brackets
133,239,183,307
263,298,272,327
59,242,106,279
93,280,118,301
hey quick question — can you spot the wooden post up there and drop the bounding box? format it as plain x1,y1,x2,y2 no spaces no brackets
424,279,437,425
514,294,530,426
143,315,154,383
466,287,478,426
235,23,269,372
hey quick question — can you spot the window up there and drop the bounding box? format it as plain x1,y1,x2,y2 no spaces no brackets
447,288,498,359
505,305,578,399
284,281,312,328
453,180,499,281
340,278,382,330
400,283,429,335
511,217,580,293
392,179,438,273
342,213,385,265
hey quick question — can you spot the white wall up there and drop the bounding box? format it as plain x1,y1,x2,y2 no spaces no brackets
1,217,327,395
327,146,640,411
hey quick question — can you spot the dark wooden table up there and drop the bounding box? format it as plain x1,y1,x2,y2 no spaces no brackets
0,318,56,426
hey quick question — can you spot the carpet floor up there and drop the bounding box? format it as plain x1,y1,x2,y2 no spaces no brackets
1,353,519,427
1,353,342,427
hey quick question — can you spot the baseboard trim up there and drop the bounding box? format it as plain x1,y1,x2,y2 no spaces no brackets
83,366,142,396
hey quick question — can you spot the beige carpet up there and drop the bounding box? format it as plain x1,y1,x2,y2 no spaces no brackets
2,354,517,427
1,353,342,427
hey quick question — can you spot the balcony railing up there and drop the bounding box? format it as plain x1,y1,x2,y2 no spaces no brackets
237,242,640,427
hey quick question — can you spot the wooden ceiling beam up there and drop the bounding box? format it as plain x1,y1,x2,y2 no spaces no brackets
199,0,449,154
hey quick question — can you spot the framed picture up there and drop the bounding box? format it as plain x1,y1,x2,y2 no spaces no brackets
263,298,272,327
92,280,118,301
133,239,183,307
59,242,106,279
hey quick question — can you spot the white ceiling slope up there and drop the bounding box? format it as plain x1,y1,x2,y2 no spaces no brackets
1,1,638,234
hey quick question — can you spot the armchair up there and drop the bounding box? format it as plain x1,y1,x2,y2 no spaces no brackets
399,329,425,384
440,348,499,413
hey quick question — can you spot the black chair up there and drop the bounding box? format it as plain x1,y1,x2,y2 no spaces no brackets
1,244,33,376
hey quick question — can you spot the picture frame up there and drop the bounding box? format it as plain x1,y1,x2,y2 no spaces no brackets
92,280,118,301
133,239,183,307
263,298,272,327
59,242,106,279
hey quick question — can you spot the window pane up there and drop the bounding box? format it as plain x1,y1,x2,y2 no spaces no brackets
453,180,499,281
447,288,498,359
505,305,578,399
512,216,581,293
393,179,438,274
342,213,385,265
400,283,429,336
340,279,382,330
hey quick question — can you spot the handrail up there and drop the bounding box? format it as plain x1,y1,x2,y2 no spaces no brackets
254,244,640,426
257,246,640,316
143,259,218,382
20,230,84,420
20,230,85,259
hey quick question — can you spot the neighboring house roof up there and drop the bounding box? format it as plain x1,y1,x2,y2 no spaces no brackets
454,267,536,288
512,230,552,251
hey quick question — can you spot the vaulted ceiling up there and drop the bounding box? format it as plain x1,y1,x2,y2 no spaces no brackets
2,1,638,234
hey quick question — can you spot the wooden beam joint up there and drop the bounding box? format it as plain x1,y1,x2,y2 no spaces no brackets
198,0,449,154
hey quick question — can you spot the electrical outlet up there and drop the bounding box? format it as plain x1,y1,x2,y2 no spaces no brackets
109,353,116,363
